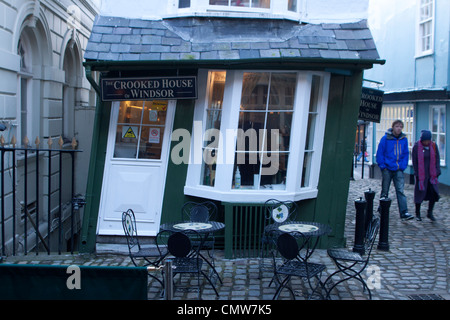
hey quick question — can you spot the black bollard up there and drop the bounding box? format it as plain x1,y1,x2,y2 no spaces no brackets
364,188,376,232
353,197,366,255
377,197,392,251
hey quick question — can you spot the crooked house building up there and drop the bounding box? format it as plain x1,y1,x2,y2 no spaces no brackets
80,0,384,257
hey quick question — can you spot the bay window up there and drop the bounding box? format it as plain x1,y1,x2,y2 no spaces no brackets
184,69,330,203
176,0,300,17
209,0,270,9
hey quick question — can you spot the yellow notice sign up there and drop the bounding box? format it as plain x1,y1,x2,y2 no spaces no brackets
153,100,168,111
122,126,138,138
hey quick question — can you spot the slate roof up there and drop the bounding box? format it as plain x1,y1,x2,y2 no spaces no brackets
84,16,381,65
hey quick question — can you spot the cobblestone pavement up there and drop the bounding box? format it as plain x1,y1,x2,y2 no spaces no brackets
2,177,449,300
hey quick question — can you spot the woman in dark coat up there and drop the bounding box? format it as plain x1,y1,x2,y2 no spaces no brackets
412,130,441,221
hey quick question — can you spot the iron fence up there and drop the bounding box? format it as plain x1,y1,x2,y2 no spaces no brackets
0,136,84,256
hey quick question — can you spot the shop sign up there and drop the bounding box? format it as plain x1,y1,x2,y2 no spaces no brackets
358,87,384,123
101,76,197,101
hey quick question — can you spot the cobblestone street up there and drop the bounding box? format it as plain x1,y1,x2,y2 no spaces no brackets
3,177,449,300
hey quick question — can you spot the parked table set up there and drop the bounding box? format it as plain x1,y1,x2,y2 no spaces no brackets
264,220,332,300
159,220,225,297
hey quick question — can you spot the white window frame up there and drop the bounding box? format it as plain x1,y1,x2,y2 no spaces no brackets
429,104,446,166
174,0,301,20
376,103,415,164
416,0,434,57
184,69,330,203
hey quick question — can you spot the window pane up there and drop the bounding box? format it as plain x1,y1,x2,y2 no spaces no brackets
233,155,261,189
206,109,222,128
288,0,297,12
142,101,167,126
115,101,143,159
20,78,28,141
241,72,269,111
114,124,138,158
231,0,249,7
253,0,270,9
431,105,446,164
305,114,316,150
210,0,230,5
438,134,445,161
309,75,321,112
301,152,313,187
179,0,190,8
420,0,433,20
261,152,288,188
201,71,226,187
138,126,165,159
432,108,439,132
268,73,296,110
265,112,292,152
118,101,143,124
304,75,321,150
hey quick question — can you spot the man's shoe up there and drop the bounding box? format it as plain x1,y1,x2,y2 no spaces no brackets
415,213,422,221
427,212,436,221
401,212,414,221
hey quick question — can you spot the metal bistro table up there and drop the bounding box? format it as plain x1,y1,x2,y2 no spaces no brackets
159,220,225,284
264,220,332,299
265,220,332,238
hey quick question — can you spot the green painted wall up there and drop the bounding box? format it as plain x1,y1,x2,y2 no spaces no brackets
80,100,111,253
315,71,364,248
160,99,196,224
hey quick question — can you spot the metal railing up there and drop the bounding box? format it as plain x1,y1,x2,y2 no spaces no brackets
223,202,267,259
0,135,83,256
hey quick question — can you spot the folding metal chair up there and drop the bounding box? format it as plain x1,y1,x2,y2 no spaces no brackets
156,229,219,299
259,199,298,278
122,209,167,286
271,230,327,300
324,217,380,300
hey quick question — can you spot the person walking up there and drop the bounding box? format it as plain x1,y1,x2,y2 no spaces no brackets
412,130,441,221
376,120,413,220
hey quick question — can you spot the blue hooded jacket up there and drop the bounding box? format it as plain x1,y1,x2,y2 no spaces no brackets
376,128,409,171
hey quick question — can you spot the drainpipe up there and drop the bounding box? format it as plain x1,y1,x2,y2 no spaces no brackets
85,65,101,96
79,64,103,253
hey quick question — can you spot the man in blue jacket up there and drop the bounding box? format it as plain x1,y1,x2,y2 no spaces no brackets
376,120,413,220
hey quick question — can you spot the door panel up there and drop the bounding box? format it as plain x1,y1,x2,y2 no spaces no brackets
97,100,175,236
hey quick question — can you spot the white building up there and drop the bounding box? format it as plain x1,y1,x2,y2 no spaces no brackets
0,0,99,255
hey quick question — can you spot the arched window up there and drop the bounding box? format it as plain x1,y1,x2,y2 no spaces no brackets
62,40,81,140
17,32,33,145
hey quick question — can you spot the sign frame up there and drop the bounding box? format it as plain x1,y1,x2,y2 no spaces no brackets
101,76,197,101
358,87,384,123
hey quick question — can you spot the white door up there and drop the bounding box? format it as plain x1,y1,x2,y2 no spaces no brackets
97,100,175,236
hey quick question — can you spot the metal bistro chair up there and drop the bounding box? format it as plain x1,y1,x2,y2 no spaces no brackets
122,209,167,287
324,217,380,300
271,230,327,300
259,199,298,278
181,201,222,284
182,200,218,222
156,229,219,299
